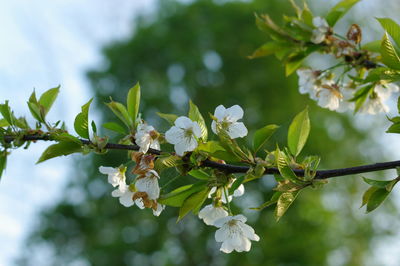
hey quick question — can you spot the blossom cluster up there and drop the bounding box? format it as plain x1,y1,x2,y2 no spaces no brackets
99,104,260,253
297,68,399,114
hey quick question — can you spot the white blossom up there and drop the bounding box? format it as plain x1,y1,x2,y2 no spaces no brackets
209,181,245,203
214,215,260,253
337,85,355,113
311,17,329,44
317,84,341,111
211,105,248,139
135,170,160,200
165,116,202,156
360,82,399,114
99,166,126,190
111,184,135,207
198,204,228,226
135,123,160,154
297,68,319,99
153,203,165,216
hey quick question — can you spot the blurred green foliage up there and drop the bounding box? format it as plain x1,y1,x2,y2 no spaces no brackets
16,0,389,265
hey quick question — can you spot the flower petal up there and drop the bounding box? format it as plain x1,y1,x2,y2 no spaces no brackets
99,166,117,175
214,105,226,120
165,126,184,145
175,116,193,129
227,122,248,139
226,105,244,120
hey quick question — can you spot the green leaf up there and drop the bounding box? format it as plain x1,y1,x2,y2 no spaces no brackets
127,83,140,126
361,186,378,208
52,133,81,144
275,191,300,221
377,18,400,48
188,169,211,180
27,91,43,123
106,101,133,129
188,100,207,141
91,120,97,134
0,152,7,179
178,187,210,221
301,2,313,26
197,141,240,162
361,40,381,53
158,181,207,207
38,86,60,117
156,112,178,125
250,191,282,210
381,32,400,70
285,52,307,76
0,101,13,126
248,42,284,59
287,108,310,156
276,152,304,185
154,155,183,173
326,0,360,27
366,188,390,213
102,122,127,135
0,119,10,127
253,124,279,153
387,123,400,133
74,98,93,139
362,177,393,188
37,141,82,163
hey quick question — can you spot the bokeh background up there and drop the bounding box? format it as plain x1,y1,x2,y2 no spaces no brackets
1,0,400,265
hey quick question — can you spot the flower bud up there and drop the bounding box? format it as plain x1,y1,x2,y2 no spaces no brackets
346,24,362,44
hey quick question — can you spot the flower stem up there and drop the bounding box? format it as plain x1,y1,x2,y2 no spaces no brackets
223,186,233,216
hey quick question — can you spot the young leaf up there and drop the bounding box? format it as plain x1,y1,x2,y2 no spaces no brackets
127,83,140,126
0,101,14,126
253,124,279,153
38,86,60,117
361,40,381,53
326,0,360,27
0,119,10,127
178,187,210,221
37,141,82,163
361,186,378,208
156,112,178,125
188,100,208,141
381,32,400,70
362,177,393,188
376,18,400,48
0,152,7,179
275,191,300,221
188,169,211,180
288,108,310,156
248,42,284,59
250,191,282,210
366,188,390,213
106,101,133,129
74,98,93,139
102,122,127,135
158,181,207,207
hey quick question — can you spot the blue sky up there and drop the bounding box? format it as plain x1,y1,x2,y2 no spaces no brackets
1,0,400,265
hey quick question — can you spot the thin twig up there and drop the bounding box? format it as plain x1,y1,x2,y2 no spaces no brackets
3,134,400,180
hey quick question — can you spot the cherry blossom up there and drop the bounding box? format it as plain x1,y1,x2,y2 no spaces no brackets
311,17,329,44
99,166,126,191
135,170,161,200
111,184,135,207
135,122,160,154
165,116,202,156
211,105,248,139
214,214,260,253
198,204,228,226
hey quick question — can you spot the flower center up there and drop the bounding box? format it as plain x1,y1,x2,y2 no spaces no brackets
184,128,193,138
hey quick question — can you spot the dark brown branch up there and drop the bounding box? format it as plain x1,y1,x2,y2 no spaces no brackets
3,135,400,180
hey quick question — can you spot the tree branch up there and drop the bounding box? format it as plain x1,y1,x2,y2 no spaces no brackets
3,134,399,180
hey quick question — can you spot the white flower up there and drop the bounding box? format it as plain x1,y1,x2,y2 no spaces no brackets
337,85,355,113
360,97,389,114
317,86,341,111
135,123,160,154
198,204,228,226
214,214,260,253
311,17,329,44
297,68,319,98
374,82,399,101
165,116,202,156
99,166,126,190
111,184,135,207
153,203,165,216
360,82,399,114
135,170,160,200
209,181,245,203
211,105,248,139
